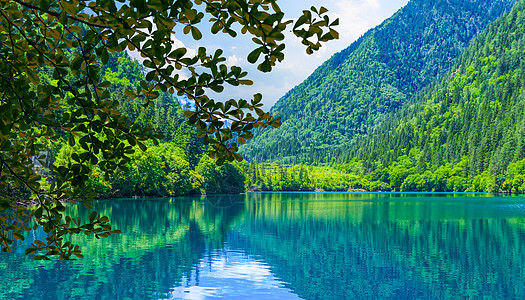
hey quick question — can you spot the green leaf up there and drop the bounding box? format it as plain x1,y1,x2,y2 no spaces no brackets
89,211,97,223
34,240,46,247
146,70,156,81
247,47,263,64
34,207,43,219
25,248,37,255
137,142,147,151
258,60,272,72
191,27,202,40
184,110,196,118
59,10,68,24
100,48,109,64
169,48,187,59
40,0,52,11
216,158,226,166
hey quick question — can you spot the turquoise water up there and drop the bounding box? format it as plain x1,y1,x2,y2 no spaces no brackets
2,192,525,299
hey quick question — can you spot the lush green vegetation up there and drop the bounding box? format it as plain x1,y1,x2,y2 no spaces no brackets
241,0,516,163
244,162,387,192
243,156,525,193
43,51,245,197
240,0,525,194
335,0,525,193
49,0,525,196
1,0,338,259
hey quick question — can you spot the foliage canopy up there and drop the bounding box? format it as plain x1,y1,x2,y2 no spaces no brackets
0,0,337,259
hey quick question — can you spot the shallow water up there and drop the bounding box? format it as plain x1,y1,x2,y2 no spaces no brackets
2,192,525,299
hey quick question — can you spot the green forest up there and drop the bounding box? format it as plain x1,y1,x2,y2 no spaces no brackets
240,0,516,163
33,50,247,198
344,0,525,193
9,0,525,198
40,0,525,195
241,0,525,194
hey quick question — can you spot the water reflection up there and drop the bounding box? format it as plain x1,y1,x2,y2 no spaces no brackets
167,249,301,300
1,193,525,299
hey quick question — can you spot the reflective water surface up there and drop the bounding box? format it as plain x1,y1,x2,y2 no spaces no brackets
2,193,525,299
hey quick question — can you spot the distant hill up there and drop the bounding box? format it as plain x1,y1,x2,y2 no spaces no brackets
240,0,516,163
340,0,525,192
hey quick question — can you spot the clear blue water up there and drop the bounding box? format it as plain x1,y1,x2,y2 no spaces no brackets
2,192,525,299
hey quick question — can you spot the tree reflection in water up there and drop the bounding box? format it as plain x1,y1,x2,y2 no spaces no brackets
2,193,525,299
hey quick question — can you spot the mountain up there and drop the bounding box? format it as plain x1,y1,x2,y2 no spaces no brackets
240,0,516,163
339,0,525,192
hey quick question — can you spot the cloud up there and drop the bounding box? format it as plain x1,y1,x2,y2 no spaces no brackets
226,54,243,67
171,36,197,58
334,0,380,33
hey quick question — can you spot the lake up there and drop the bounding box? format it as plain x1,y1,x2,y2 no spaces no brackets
2,192,525,299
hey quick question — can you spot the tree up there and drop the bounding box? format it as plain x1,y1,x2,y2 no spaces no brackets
195,155,246,194
0,0,338,259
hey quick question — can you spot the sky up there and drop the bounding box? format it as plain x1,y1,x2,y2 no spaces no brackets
135,0,410,109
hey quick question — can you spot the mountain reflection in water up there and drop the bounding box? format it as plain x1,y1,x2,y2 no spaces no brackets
2,192,525,299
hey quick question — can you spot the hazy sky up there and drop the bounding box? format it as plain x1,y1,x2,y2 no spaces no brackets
159,0,410,109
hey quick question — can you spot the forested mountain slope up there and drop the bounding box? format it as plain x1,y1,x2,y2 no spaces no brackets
340,0,525,192
241,0,516,163
38,50,249,197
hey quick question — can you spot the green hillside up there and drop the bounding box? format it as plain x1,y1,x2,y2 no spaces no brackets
35,49,248,197
339,0,525,192
241,0,516,163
